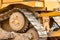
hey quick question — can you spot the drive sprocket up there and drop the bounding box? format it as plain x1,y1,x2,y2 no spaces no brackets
1,9,29,32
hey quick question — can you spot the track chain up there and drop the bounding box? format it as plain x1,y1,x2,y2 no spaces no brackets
17,9,47,37
0,8,47,40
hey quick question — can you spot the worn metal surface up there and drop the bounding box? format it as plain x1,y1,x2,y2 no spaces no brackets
18,9,47,37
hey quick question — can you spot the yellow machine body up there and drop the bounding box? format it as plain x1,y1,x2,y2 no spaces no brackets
0,0,60,11
0,0,44,12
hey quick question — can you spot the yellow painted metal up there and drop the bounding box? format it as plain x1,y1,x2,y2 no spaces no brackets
3,0,23,3
0,0,60,11
40,12,60,17
0,1,44,9
44,0,60,11
58,0,60,1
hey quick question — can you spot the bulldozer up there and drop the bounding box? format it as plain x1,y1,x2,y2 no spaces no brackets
0,0,60,40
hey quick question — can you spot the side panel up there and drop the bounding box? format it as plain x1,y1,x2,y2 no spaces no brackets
3,0,23,3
